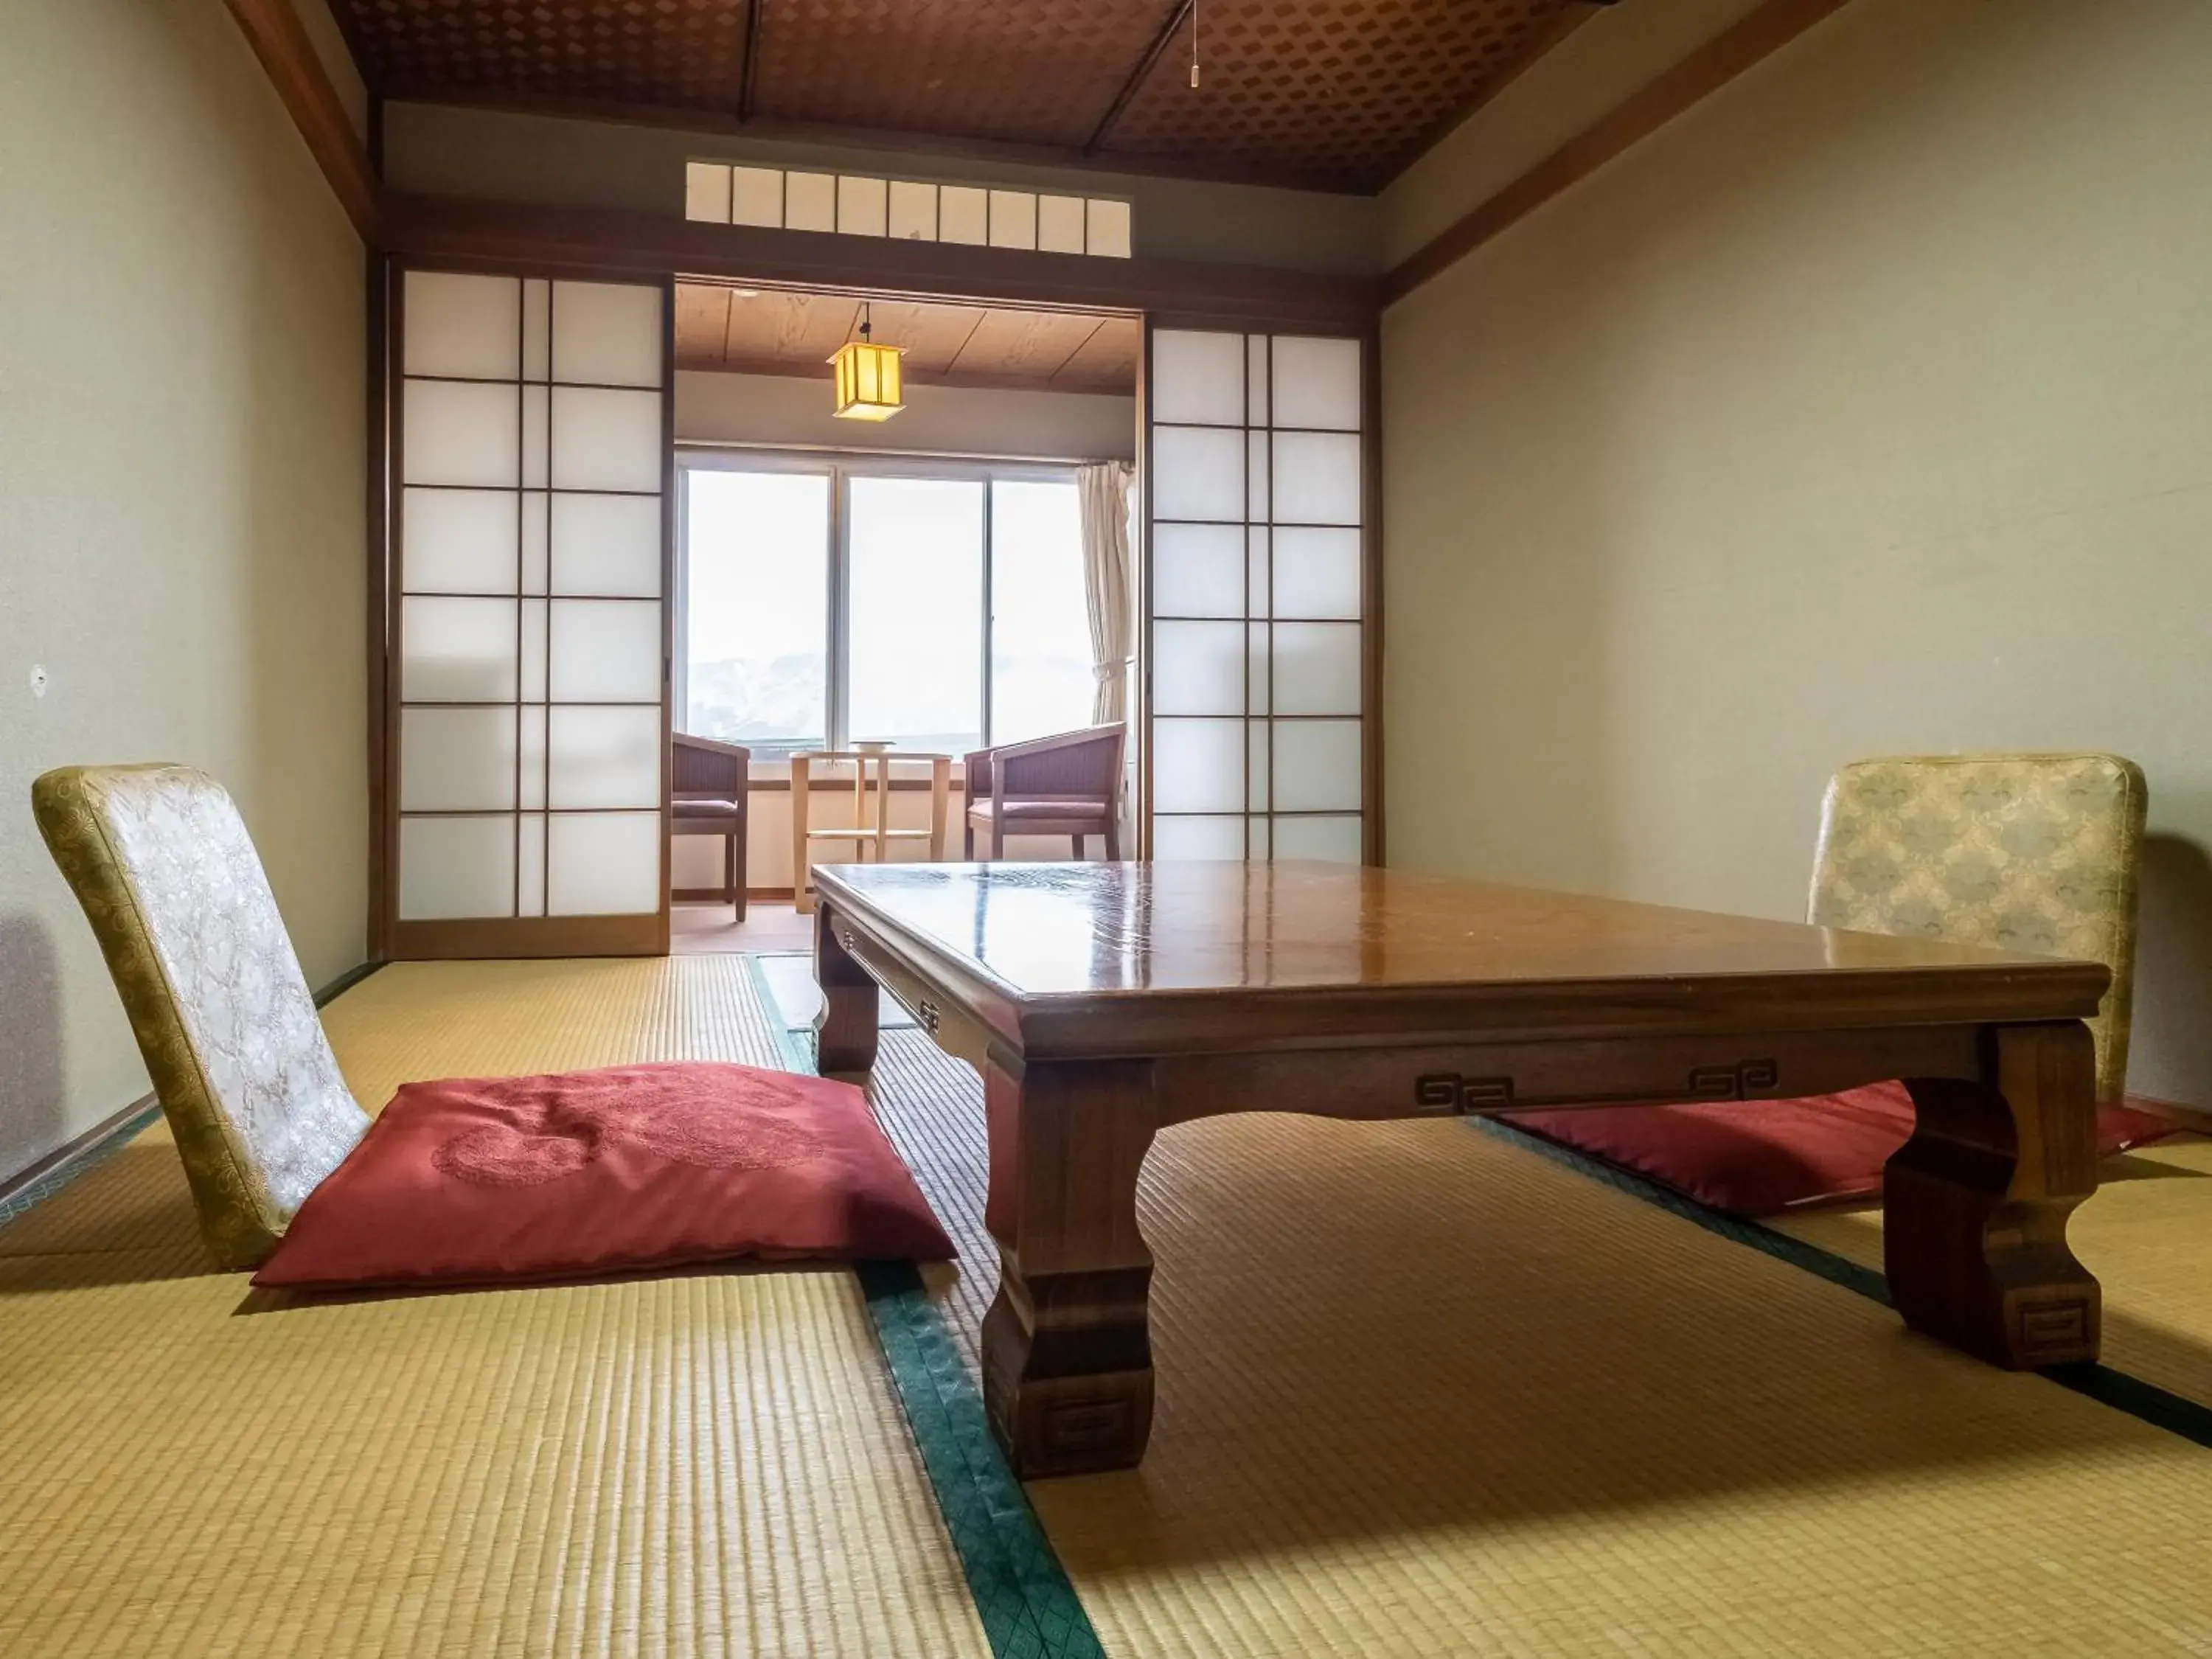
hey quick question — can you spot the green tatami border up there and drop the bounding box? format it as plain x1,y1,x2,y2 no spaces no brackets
740,951,1107,1659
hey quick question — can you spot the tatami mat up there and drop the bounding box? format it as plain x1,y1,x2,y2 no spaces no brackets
866,1031,2212,1658
1774,1134,2212,1414
0,958,989,1659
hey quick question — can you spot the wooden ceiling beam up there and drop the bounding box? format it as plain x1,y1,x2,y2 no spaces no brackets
1085,0,1192,155
223,0,380,240
383,194,1382,333
1384,0,1854,305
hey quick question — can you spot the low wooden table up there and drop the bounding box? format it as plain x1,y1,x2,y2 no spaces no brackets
810,860,2110,1480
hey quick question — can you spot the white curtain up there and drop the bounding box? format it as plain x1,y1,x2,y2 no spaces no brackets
1076,461,1135,725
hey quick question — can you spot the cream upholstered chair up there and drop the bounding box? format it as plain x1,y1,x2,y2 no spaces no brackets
1809,752,2148,1101
32,765,369,1268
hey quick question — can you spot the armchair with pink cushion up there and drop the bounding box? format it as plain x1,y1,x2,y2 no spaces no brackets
961,724,1126,861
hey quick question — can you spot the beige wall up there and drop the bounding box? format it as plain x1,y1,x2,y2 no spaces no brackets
678,371,1135,462
383,102,1384,276
1382,0,2212,1104
0,1,368,1180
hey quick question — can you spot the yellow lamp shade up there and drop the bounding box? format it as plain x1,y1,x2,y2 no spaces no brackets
830,337,905,421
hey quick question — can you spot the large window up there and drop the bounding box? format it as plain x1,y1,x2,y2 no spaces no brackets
680,455,1096,755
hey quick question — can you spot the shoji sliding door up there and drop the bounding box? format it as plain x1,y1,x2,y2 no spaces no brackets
1144,327,1371,863
388,268,672,956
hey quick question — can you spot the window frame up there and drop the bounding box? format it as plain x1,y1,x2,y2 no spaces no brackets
675,446,1085,756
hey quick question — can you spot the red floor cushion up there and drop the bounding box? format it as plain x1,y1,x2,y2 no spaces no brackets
255,1062,953,1290
1503,1083,2178,1218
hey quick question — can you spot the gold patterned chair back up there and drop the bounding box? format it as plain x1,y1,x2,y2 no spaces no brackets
1808,753,2147,1102
32,765,368,1267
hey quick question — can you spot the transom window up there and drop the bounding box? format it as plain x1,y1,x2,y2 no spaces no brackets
678,453,1095,756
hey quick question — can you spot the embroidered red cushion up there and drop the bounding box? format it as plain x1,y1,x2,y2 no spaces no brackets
255,1062,954,1289
1504,1083,2177,1218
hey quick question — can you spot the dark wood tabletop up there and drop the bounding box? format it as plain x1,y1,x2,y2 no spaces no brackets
809,860,2110,1479
811,860,2107,1056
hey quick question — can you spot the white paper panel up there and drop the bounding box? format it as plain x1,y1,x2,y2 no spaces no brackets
549,704,662,809
1273,622,1363,716
1270,336,1363,431
1152,425,1245,522
552,493,661,597
837,175,888,236
552,282,662,389
1152,621,1245,717
987,190,1037,249
398,814,515,919
400,596,518,703
522,384,549,490
1272,813,1363,863
1151,523,1245,618
1273,526,1363,618
519,703,547,809
1150,814,1245,860
550,387,661,493
403,380,518,488
1086,198,1132,259
1246,431,1270,522
1273,431,1363,526
1150,330,1245,426
1248,721,1270,813
940,185,987,245
1273,719,1363,812
1247,622,1270,714
517,813,546,917
889,180,936,240
400,706,518,812
1247,527,1271,618
732,166,784,228
549,811,662,916
403,489,517,595
523,280,551,382
685,161,731,223
1151,718,1244,814
521,597,548,703
785,171,835,232
549,599,661,702
1037,195,1085,254
522,491,549,595
1246,335,1270,427
403,273,519,380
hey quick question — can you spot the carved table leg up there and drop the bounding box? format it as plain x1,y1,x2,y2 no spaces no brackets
813,902,880,1077
1886,1020,2101,1368
980,1055,1159,1478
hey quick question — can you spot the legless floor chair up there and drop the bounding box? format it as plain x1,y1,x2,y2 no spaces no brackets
33,765,953,1286
1506,753,2173,1214
32,765,368,1268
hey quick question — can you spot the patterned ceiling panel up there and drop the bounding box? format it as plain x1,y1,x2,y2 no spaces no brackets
749,0,1170,150
339,0,751,109
1100,0,1579,187
330,0,1582,189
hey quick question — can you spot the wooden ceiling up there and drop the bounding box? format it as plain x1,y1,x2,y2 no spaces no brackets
329,1,1586,192
676,285,1141,395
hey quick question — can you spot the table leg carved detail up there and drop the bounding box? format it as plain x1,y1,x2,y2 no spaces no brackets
813,903,880,1077
981,1056,1159,1479
1885,1020,2101,1368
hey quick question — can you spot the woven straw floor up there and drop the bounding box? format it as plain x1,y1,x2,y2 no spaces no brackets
0,959,988,1659
865,1030,2212,1658
1773,1134,2212,1414
12,954,2212,1658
